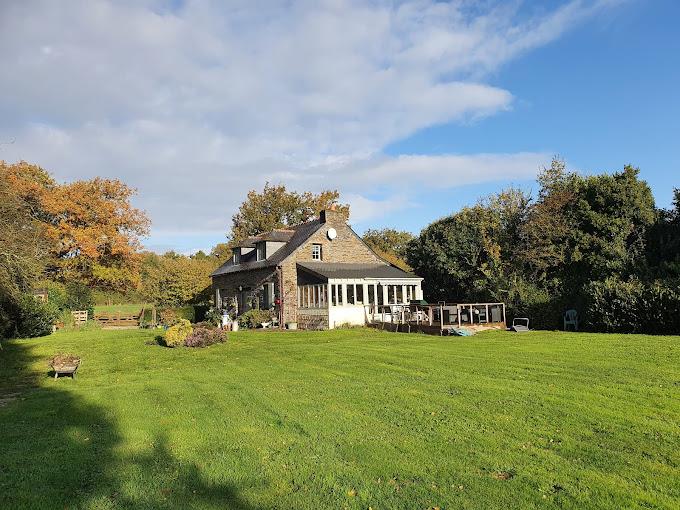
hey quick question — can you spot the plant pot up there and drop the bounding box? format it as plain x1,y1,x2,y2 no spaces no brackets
286,322,297,330
231,322,239,332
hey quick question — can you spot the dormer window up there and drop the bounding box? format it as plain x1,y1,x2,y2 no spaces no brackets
257,243,266,261
312,243,322,261
233,248,240,265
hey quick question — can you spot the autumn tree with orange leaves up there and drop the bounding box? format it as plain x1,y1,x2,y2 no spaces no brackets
2,161,149,291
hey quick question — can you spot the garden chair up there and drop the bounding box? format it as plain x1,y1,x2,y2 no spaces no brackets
510,317,530,332
564,309,579,331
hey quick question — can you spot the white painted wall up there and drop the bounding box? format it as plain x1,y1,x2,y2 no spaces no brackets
297,277,424,329
328,305,367,328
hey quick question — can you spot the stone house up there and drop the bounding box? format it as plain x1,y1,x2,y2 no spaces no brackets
210,208,423,329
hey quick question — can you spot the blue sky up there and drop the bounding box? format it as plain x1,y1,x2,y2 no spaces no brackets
1,0,678,253
376,0,680,234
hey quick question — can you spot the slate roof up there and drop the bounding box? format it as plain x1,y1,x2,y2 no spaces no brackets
297,262,421,280
259,229,295,242
210,219,324,276
234,237,259,248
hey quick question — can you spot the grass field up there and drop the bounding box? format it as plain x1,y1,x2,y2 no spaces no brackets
0,328,678,509
93,303,147,314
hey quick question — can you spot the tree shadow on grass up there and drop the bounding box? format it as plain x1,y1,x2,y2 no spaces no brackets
0,339,256,510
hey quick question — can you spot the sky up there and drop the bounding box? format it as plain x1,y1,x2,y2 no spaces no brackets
1,0,678,254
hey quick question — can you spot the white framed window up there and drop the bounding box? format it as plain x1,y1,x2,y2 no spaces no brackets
297,284,327,309
311,243,322,260
233,249,240,264
257,243,265,261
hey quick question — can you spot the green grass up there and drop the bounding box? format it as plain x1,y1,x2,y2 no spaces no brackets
93,303,147,314
0,328,678,509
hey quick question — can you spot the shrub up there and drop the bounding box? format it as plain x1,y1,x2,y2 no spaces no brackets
165,319,193,347
584,277,680,334
0,303,13,339
184,326,227,347
64,282,95,318
203,307,223,327
175,305,196,323
36,280,95,318
159,308,178,326
15,294,59,338
237,309,275,328
159,306,196,326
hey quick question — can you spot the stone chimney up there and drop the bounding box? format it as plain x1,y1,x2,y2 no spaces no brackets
319,204,345,225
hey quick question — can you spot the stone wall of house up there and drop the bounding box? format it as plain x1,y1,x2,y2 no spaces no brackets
279,211,384,325
212,267,276,311
296,310,329,330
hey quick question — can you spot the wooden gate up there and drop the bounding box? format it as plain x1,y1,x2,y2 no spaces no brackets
94,309,143,329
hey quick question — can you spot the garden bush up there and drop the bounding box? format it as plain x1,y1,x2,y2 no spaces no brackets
585,277,680,334
159,305,196,326
165,319,193,347
237,309,275,328
64,282,95,318
203,307,223,327
15,294,59,338
184,326,227,347
0,303,13,339
36,280,95,318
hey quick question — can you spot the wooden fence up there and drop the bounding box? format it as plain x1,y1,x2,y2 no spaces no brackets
71,310,88,326
366,302,506,335
93,309,143,328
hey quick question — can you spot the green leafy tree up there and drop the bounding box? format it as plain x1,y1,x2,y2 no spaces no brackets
362,229,414,270
406,205,504,302
0,170,49,337
518,159,579,281
139,252,217,307
566,165,655,284
645,188,680,278
230,183,349,241
210,242,235,262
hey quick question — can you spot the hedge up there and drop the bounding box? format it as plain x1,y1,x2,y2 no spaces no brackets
584,277,680,334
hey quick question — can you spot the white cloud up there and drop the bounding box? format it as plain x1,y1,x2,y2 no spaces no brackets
0,0,619,247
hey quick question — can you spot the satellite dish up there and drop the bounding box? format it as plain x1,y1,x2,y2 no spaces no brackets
327,228,337,240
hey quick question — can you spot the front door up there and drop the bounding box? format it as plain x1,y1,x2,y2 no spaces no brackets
237,291,251,315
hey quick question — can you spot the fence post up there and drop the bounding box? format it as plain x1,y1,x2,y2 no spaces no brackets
439,303,444,336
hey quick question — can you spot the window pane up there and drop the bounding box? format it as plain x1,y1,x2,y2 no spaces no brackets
396,286,403,303
347,284,355,304
368,285,375,304
377,284,384,305
356,285,364,304
338,284,344,305
331,285,337,306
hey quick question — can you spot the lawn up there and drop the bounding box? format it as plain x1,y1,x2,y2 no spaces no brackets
0,328,678,509
93,303,147,314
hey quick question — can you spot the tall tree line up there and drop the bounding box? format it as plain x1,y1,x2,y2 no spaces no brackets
406,160,680,333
